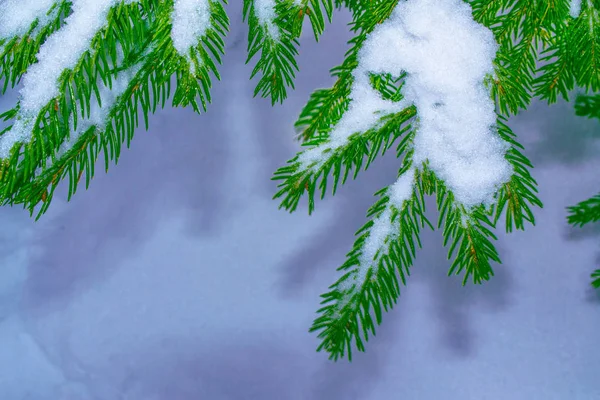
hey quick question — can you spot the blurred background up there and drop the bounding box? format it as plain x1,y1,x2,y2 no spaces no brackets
0,2,599,399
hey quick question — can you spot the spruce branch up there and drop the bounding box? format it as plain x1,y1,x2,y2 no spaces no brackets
242,0,334,105
567,1,600,92
281,0,554,360
492,114,543,232
434,175,500,285
243,0,300,105
592,269,600,288
567,192,600,227
293,81,350,142
284,2,566,359
532,22,577,104
567,192,600,288
574,91,600,119
287,0,334,42
532,0,600,103
0,0,595,362
0,0,229,218
273,105,417,214
0,1,71,94
294,0,398,143
309,163,433,361
567,79,600,289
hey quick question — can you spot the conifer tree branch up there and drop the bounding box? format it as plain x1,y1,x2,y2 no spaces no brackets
242,0,299,105
0,0,229,217
288,0,550,360
0,0,594,362
273,105,417,214
567,192,600,227
309,163,434,361
0,1,71,94
566,0,600,92
431,172,501,285
574,90,600,119
294,0,399,142
286,0,334,42
242,0,334,105
592,269,600,288
492,114,543,232
532,0,600,103
567,87,600,289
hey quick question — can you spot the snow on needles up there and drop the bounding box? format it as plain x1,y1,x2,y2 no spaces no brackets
170,0,212,57
300,0,512,209
254,0,280,40
337,168,417,292
0,0,140,160
0,0,57,39
59,45,145,156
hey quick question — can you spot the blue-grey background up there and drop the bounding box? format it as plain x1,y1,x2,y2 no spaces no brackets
0,3,599,399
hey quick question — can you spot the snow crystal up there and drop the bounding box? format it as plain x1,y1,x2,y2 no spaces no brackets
300,0,511,208
0,0,57,40
254,0,280,40
170,0,212,57
0,0,138,160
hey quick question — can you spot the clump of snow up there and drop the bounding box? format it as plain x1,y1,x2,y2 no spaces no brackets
300,0,511,208
570,0,582,18
0,0,140,160
254,0,280,40
170,0,212,58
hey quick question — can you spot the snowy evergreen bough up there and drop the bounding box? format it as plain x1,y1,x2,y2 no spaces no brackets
0,0,598,361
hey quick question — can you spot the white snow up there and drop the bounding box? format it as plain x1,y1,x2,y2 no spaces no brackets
570,0,582,18
356,169,415,277
0,0,139,160
299,0,511,209
0,0,57,40
25,42,143,179
170,0,212,58
297,76,408,167
58,44,146,158
254,0,280,40
388,166,416,205
338,168,416,292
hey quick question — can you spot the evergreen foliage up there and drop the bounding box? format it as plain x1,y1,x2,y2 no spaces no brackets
568,91,600,289
0,0,598,361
